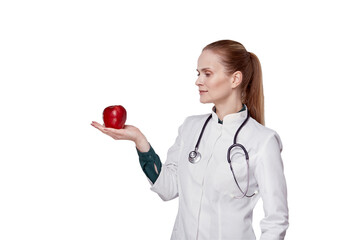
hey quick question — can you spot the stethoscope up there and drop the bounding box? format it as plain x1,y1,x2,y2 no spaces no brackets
188,106,256,199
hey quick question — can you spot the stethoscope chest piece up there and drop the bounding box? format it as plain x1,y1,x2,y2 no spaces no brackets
188,150,201,164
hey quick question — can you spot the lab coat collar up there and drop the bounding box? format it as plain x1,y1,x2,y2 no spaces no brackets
211,104,248,126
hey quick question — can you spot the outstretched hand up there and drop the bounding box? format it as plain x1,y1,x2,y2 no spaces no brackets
90,121,141,142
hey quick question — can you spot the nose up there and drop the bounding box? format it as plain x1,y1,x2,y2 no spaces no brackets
195,76,203,86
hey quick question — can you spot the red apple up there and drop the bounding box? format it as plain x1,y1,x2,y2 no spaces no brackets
103,105,127,129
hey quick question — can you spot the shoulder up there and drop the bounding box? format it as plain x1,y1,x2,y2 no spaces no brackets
247,117,283,152
177,113,211,134
184,113,210,124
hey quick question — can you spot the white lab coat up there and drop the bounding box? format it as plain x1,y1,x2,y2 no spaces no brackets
148,104,289,240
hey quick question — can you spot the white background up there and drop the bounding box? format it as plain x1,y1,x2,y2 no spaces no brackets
1,0,359,239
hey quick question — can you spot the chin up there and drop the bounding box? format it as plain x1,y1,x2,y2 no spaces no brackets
199,98,211,104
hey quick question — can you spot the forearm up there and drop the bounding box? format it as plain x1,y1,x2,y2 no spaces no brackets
134,132,150,152
136,143,162,184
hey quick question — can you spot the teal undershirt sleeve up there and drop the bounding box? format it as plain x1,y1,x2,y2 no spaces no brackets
136,143,162,184
136,103,245,184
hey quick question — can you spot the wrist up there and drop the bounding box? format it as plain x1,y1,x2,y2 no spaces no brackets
135,134,150,152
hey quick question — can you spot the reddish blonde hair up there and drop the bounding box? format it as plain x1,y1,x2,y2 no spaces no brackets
203,40,265,125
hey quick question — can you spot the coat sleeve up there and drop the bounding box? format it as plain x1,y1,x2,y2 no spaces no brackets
149,118,186,201
254,131,289,240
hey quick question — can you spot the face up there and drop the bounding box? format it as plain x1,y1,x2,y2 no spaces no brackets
195,50,241,105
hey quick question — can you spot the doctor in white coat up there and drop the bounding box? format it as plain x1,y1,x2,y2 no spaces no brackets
91,39,289,240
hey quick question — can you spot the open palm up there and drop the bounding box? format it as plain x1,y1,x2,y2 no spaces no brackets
91,121,141,141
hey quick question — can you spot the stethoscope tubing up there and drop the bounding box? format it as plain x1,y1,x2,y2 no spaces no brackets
188,114,212,164
227,143,255,198
189,106,256,198
195,114,212,150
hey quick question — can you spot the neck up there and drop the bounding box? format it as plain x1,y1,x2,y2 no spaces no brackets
214,101,243,121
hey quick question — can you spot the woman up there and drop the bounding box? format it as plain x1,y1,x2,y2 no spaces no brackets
91,39,289,239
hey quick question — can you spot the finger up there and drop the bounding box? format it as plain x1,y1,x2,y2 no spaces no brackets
91,121,108,133
91,121,102,127
91,121,127,139
102,127,125,136
91,121,105,129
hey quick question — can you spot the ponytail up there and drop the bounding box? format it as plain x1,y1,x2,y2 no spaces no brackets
244,52,265,125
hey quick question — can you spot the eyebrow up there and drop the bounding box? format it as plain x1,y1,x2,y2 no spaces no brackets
196,67,211,72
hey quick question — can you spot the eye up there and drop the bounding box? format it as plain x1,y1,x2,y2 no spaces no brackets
196,71,211,77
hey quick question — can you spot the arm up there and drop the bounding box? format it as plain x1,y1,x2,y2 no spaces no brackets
91,121,162,184
91,117,185,201
136,143,162,184
148,119,186,201
254,132,289,240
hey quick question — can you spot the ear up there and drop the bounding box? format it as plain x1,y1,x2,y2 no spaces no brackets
231,71,243,89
